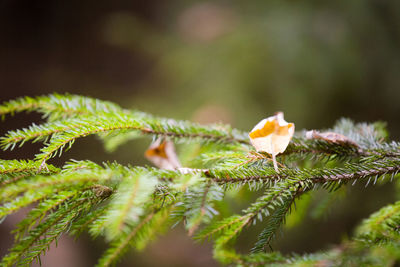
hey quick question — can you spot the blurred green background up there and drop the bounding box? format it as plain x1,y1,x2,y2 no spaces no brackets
0,0,399,266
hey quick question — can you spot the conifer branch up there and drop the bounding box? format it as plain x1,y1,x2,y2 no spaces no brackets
1,190,102,267
206,158,400,186
13,190,81,240
0,172,110,201
0,188,58,219
0,94,123,120
0,160,59,185
70,204,111,238
1,94,400,266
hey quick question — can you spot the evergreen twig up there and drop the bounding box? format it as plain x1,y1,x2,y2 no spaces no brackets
1,94,399,266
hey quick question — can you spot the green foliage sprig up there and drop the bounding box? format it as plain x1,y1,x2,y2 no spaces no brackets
1,94,399,266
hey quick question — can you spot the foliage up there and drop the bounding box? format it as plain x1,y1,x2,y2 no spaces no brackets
0,94,399,266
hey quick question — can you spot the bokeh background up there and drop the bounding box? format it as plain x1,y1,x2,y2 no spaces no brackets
1,1,400,266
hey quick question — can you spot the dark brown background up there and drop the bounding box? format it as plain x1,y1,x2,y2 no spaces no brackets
1,0,399,266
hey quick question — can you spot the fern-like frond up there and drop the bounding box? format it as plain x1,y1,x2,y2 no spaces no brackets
251,194,296,253
171,180,224,236
96,206,173,267
103,170,158,240
355,201,400,245
195,214,252,246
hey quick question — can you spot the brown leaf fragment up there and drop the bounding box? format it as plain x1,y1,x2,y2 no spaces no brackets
145,138,181,170
306,130,359,147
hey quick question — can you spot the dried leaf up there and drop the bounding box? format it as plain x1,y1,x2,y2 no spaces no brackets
249,112,294,171
145,138,181,170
